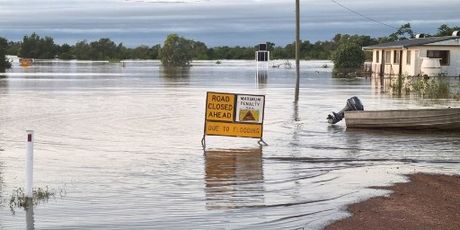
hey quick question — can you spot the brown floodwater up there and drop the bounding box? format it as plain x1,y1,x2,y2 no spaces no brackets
0,60,459,229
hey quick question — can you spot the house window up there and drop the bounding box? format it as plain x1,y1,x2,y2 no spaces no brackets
427,50,450,66
375,51,380,63
384,51,391,64
406,50,411,65
393,50,400,64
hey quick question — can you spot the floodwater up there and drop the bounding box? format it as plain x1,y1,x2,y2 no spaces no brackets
0,60,459,229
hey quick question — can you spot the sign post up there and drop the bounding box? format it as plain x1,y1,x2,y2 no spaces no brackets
202,92,267,148
295,0,301,102
26,130,34,199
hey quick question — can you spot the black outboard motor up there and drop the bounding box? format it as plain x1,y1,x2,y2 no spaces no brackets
327,96,364,124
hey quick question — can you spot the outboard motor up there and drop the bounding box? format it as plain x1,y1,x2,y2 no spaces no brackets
327,97,364,124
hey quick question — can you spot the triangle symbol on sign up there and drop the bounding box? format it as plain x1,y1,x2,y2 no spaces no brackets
243,111,256,121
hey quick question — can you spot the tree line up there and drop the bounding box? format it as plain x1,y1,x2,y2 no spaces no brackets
1,23,459,70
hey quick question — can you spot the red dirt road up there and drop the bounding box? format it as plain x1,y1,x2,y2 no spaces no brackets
326,173,460,230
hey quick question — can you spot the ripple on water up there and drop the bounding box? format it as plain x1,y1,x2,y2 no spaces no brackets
0,61,460,229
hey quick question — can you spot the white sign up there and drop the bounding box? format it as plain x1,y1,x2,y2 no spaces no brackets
235,95,265,123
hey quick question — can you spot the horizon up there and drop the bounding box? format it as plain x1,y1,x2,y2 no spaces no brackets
1,0,460,47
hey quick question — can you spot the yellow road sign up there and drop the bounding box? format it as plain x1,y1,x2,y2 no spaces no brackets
203,92,266,142
206,92,235,122
205,121,263,138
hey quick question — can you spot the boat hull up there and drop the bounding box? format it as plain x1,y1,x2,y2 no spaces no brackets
345,108,460,130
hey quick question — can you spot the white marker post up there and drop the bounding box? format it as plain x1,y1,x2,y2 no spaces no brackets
26,130,34,198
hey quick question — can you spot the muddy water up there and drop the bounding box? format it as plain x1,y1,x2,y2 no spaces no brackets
0,60,459,229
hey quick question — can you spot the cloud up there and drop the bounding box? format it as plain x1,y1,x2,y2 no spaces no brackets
0,0,459,46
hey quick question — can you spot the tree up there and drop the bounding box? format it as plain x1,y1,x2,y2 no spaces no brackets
20,33,57,59
58,43,73,60
72,40,92,60
389,23,415,41
332,42,365,69
89,38,118,60
436,24,460,37
190,40,208,60
7,41,21,55
0,37,12,72
159,34,193,67
129,45,151,59
150,45,161,59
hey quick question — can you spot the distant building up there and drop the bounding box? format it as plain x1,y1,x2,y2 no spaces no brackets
363,32,460,76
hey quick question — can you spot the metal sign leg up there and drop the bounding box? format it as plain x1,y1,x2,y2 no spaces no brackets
201,136,206,150
258,139,268,146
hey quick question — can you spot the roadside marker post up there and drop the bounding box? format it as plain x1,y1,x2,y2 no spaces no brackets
26,130,34,198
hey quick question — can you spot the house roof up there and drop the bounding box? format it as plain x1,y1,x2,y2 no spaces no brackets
363,36,459,50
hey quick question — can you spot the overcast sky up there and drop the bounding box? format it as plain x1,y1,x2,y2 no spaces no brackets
1,0,459,47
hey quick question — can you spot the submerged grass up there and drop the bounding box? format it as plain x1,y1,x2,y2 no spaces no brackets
7,186,65,214
391,75,460,100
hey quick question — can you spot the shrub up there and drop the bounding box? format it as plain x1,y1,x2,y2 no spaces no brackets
0,37,11,72
159,34,193,67
332,42,365,70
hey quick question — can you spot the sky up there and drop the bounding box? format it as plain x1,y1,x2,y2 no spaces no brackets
1,0,460,47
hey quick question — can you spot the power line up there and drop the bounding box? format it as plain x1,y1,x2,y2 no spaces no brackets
330,0,398,30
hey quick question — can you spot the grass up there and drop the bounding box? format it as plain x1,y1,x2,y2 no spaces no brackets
7,186,65,214
390,74,459,100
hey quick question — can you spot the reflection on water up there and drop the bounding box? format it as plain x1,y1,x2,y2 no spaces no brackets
0,160,3,202
293,101,300,122
0,60,459,229
256,69,268,88
0,77,7,92
205,148,264,210
160,66,190,80
370,74,391,95
26,206,34,230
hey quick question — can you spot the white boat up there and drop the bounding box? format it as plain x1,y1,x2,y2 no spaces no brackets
328,97,460,130
345,108,460,130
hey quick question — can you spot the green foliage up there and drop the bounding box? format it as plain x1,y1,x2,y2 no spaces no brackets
332,42,365,69
0,37,12,72
89,38,118,60
6,41,20,56
8,187,56,213
435,24,460,37
4,23,458,62
389,23,414,41
207,46,255,60
412,76,451,99
130,45,152,59
393,75,455,99
20,33,57,59
57,43,73,60
190,40,208,60
159,34,193,67
73,40,91,60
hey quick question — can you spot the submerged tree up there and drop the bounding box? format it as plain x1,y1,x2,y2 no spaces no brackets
332,42,365,69
0,37,12,72
159,34,193,67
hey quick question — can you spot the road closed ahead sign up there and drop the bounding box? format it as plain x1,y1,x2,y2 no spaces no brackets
206,92,235,122
204,92,265,139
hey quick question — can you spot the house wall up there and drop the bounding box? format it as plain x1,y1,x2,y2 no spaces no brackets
402,49,416,76
369,38,460,76
370,48,410,75
415,45,460,76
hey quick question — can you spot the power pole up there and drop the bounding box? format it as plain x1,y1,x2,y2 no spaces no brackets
294,0,300,102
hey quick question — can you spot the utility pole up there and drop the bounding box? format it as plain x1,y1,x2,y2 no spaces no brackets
294,0,300,102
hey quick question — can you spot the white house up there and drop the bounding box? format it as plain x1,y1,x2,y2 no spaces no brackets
363,32,460,77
